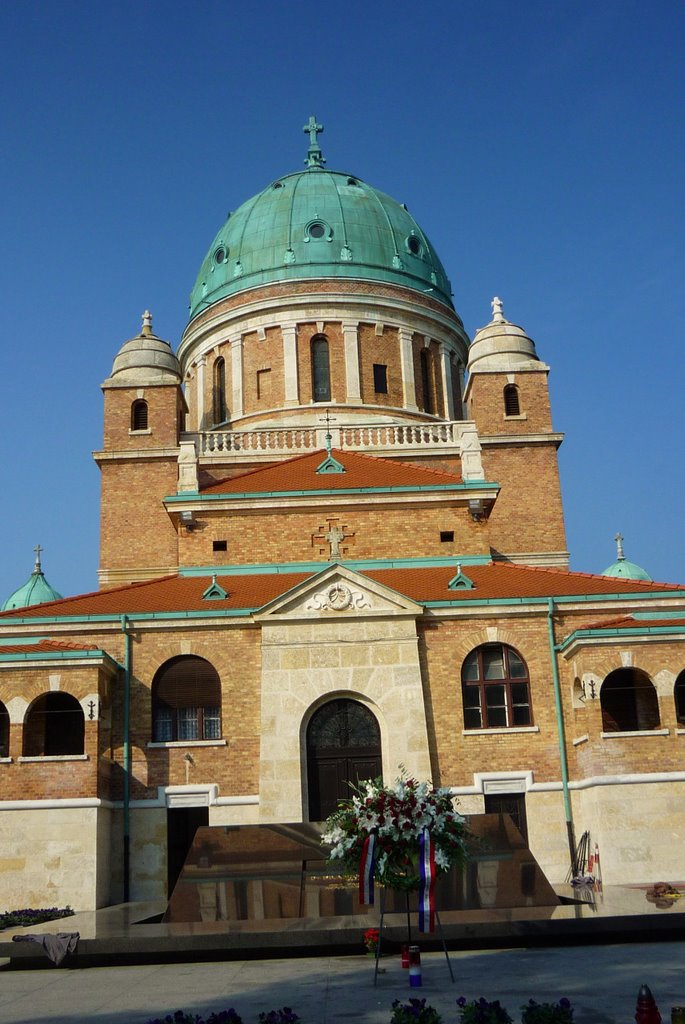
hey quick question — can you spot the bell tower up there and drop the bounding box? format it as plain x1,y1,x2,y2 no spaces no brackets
464,299,568,567
94,312,187,588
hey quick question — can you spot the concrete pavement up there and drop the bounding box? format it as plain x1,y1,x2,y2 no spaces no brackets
0,941,683,1024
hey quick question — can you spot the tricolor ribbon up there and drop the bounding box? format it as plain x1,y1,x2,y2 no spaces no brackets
359,832,376,905
418,828,436,932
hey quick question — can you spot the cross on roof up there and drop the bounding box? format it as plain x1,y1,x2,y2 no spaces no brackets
614,532,625,560
318,411,337,455
33,543,43,574
303,115,325,168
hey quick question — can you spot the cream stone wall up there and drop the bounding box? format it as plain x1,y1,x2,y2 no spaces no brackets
255,567,431,821
573,780,685,884
0,806,105,911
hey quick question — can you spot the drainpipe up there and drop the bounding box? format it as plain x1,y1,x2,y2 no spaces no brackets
121,614,132,902
547,597,577,877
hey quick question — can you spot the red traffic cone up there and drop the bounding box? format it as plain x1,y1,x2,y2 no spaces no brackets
635,984,661,1024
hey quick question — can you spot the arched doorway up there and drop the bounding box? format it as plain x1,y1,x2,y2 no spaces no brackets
306,698,382,821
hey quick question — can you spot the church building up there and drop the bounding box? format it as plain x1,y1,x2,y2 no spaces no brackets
1,119,684,911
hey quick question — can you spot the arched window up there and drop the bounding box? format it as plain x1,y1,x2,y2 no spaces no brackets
152,656,221,742
311,336,331,402
420,349,433,414
0,701,8,758
213,357,227,424
675,670,685,724
504,384,520,416
461,644,532,729
131,399,148,431
600,668,660,732
23,693,85,756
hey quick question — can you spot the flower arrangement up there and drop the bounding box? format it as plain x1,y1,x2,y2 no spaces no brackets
363,926,380,956
520,1000,573,1024
457,997,513,1024
321,772,468,891
390,998,443,1024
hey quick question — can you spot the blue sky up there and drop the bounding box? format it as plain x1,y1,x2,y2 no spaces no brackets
0,0,683,600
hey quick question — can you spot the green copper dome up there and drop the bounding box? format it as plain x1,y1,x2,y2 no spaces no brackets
2,549,63,611
189,121,454,320
602,534,652,583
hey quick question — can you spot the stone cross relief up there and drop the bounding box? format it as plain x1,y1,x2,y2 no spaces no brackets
312,518,355,560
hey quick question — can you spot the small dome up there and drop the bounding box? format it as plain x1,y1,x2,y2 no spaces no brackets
602,534,652,583
2,548,63,611
104,312,181,387
188,121,454,320
468,298,541,372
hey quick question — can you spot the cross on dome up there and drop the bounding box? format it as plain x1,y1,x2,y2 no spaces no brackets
303,115,325,168
142,310,153,332
33,543,43,574
614,532,625,560
491,296,505,322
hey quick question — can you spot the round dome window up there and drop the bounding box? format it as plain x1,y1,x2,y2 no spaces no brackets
305,220,331,241
214,246,228,265
407,235,422,256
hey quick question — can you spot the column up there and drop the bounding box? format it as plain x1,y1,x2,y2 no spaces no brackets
439,342,455,420
196,357,206,431
399,328,418,410
230,333,243,420
342,320,362,404
282,325,299,406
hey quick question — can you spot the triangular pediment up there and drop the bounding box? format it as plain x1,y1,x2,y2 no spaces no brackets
253,563,423,621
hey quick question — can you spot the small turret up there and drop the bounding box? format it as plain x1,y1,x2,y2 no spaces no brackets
602,533,652,582
2,546,63,611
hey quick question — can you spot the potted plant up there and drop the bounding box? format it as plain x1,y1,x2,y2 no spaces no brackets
521,1000,573,1024
258,1011,301,1024
363,926,380,957
390,998,442,1024
456,997,513,1024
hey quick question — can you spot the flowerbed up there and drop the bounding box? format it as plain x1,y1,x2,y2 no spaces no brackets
0,906,74,930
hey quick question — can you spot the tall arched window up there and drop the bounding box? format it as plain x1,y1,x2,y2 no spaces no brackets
152,656,221,742
504,384,520,416
131,399,148,431
600,668,660,732
461,644,532,729
213,357,227,424
420,349,433,414
311,335,331,402
675,670,685,724
23,693,85,756
0,701,9,758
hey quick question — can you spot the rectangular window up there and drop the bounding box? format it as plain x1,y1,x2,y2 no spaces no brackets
213,540,227,552
178,707,199,741
155,706,174,742
203,706,221,739
373,363,388,393
483,648,505,680
440,531,454,543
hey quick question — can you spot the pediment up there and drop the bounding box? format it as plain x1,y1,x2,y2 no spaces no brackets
253,563,423,621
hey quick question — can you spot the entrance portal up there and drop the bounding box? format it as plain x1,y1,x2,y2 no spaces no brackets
306,698,381,821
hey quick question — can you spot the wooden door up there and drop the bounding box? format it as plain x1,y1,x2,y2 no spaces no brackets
306,699,381,821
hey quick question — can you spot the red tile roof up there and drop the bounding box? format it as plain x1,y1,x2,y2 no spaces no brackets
201,449,463,494
0,562,682,621
574,613,685,632
0,639,99,655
